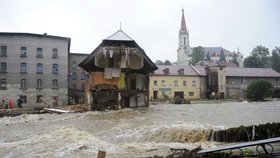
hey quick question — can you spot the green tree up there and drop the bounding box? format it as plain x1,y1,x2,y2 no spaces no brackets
164,60,172,65
220,49,226,61
190,46,205,65
155,60,164,65
246,80,273,101
244,55,263,68
245,45,270,68
206,52,211,61
232,52,239,66
271,47,280,72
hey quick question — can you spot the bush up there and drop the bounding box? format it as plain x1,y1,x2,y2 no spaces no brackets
246,80,273,101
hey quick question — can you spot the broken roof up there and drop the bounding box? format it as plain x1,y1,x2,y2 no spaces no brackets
79,30,157,73
225,67,280,77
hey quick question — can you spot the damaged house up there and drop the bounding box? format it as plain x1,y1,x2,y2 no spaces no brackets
79,30,157,110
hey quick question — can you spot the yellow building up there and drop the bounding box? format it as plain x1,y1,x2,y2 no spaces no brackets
149,65,206,100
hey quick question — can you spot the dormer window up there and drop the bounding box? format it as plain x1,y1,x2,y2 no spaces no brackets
163,68,169,75
178,69,184,75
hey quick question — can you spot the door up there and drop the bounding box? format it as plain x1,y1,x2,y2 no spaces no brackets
153,91,158,99
174,91,184,98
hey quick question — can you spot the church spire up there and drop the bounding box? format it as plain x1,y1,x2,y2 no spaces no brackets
180,9,188,35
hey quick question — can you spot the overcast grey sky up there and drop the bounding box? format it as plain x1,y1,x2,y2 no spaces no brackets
0,0,279,62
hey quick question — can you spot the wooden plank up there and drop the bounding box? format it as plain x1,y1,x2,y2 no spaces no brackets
43,108,75,114
197,137,280,154
97,150,106,158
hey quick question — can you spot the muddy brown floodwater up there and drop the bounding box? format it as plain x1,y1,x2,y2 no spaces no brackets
0,101,280,158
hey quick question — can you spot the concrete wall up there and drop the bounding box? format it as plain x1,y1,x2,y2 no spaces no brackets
68,53,88,103
0,33,70,106
226,76,280,98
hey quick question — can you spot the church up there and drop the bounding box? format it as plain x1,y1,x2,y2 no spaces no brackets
177,9,244,67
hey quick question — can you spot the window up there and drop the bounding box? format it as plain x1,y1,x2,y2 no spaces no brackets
192,81,196,87
20,95,27,103
1,46,7,57
189,92,194,96
161,80,165,86
73,83,76,89
183,81,187,86
52,64,58,74
162,91,165,96
20,79,27,90
20,63,27,73
174,80,178,86
81,71,85,80
71,72,77,80
37,63,43,74
0,62,7,73
81,84,85,91
37,95,43,103
52,48,58,58
0,79,7,90
72,61,77,69
52,79,58,89
153,80,158,86
20,47,27,57
36,48,43,58
37,79,42,89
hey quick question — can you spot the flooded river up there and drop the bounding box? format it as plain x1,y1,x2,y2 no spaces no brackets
1,101,280,158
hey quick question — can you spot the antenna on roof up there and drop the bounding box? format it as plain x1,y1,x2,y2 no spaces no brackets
120,22,122,30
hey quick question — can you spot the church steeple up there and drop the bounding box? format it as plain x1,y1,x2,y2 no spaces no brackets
177,9,191,65
179,9,188,35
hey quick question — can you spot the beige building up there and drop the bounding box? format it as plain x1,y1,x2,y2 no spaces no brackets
149,65,206,100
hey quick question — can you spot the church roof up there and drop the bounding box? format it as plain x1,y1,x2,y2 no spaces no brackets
105,30,134,41
191,47,232,56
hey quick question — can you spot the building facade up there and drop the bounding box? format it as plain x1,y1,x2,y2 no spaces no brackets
149,65,206,100
207,66,280,99
0,33,70,106
68,53,89,104
225,67,280,99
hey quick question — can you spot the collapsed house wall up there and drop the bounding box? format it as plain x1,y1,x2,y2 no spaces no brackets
79,30,157,111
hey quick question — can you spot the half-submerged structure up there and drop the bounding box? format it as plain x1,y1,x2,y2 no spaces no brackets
79,30,157,110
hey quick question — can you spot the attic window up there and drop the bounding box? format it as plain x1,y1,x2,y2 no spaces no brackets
178,69,184,75
163,68,169,75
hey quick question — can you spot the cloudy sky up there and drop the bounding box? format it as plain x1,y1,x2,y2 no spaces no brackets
0,0,279,62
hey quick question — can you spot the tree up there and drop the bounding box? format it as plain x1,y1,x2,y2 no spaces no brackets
190,46,205,65
155,60,164,65
245,45,270,68
244,55,263,68
206,52,211,61
271,47,280,72
220,49,226,61
232,52,239,66
164,60,172,65
246,80,273,101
